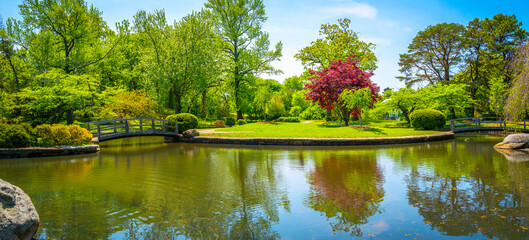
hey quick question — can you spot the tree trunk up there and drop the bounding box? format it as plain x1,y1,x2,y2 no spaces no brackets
342,110,350,126
201,90,207,119
175,93,182,114
7,58,20,92
168,88,174,110
234,70,243,120
450,107,456,120
66,109,74,125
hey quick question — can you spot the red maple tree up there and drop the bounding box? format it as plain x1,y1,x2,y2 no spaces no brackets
305,56,380,125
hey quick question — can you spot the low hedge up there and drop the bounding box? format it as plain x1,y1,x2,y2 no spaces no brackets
35,124,93,146
166,113,199,133
410,109,446,130
237,119,247,125
0,123,35,148
225,117,236,127
282,117,300,123
0,123,92,148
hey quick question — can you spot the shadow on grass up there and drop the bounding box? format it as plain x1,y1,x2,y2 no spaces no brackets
361,127,387,135
318,122,344,128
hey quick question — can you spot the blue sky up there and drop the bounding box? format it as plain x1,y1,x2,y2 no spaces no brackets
1,0,529,90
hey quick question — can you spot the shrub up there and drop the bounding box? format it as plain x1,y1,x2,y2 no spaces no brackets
225,117,236,127
0,123,35,148
299,105,326,120
214,120,225,127
35,124,92,146
282,117,300,123
166,113,199,133
410,109,446,130
237,119,247,125
68,125,93,145
289,106,302,117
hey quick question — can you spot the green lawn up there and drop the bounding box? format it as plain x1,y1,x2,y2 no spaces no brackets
200,121,442,138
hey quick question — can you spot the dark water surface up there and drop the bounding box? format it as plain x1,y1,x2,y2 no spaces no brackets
1,134,529,239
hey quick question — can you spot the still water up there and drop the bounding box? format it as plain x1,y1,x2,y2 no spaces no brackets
1,134,529,239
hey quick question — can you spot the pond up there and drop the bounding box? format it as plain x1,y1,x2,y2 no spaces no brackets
1,134,528,239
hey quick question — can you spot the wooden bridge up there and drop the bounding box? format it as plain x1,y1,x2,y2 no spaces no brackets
87,118,178,143
450,117,529,133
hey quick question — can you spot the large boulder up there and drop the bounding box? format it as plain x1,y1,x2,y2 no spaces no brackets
182,129,199,139
0,179,39,240
494,134,529,150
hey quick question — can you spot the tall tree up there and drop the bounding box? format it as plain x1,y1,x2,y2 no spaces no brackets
295,18,377,71
206,0,283,119
398,23,466,87
306,56,379,125
504,41,529,120
134,9,222,114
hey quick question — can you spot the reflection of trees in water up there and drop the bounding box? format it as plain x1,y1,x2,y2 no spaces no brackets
390,138,529,239
305,151,384,236
0,142,290,240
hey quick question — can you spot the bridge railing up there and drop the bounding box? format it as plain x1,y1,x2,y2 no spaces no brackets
450,117,528,132
86,118,178,140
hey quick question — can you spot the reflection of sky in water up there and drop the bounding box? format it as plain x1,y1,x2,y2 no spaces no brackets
0,134,527,239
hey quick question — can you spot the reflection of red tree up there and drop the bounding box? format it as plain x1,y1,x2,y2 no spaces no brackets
308,154,384,234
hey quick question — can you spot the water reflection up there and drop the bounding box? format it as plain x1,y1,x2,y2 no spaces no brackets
305,151,383,236
0,135,528,239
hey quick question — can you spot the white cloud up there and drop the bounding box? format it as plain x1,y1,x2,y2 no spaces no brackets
320,2,378,20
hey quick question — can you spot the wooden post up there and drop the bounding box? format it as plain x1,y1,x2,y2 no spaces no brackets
113,121,117,133
475,117,478,127
162,120,166,132
140,119,143,131
152,118,155,132
87,123,91,132
97,123,101,140
175,121,178,133
524,120,526,130
450,120,454,131
125,120,129,134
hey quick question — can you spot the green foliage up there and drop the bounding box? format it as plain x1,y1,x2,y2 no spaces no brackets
489,77,508,116
398,23,466,87
410,109,446,130
225,116,236,127
339,88,374,126
266,95,285,120
0,123,35,148
291,90,309,110
282,117,300,123
206,0,282,118
103,90,157,119
289,106,302,117
35,124,92,146
237,119,247,125
295,18,377,70
418,83,473,118
214,120,225,127
166,113,199,133
299,105,326,120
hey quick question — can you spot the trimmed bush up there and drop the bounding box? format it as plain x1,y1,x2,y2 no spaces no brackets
225,117,236,127
35,124,93,146
289,106,302,117
0,123,35,148
237,119,247,125
410,109,446,130
299,105,326,120
282,117,300,123
166,113,199,133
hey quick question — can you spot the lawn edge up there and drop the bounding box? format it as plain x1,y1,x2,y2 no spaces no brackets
178,132,454,146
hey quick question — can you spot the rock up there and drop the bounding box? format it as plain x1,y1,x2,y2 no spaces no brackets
0,179,39,240
494,133,529,150
182,129,199,139
495,148,529,162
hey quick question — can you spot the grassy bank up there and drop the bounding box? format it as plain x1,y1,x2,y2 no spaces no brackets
199,121,442,138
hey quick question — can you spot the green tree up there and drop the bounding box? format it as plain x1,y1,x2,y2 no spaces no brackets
339,88,373,127
489,77,507,117
133,9,222,114
383,88,420,123
419,83,473,119
205,0,283,120
505,41,529,120
398,23,466,87
295,18,377,71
